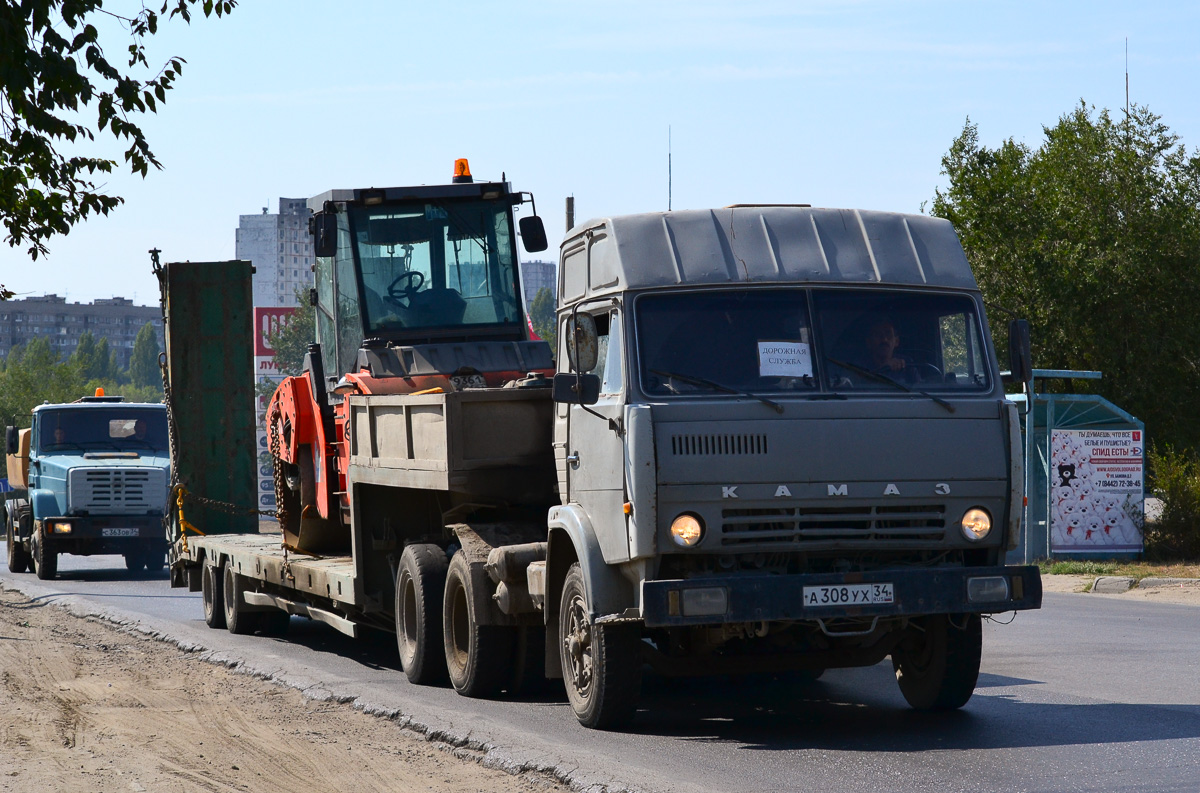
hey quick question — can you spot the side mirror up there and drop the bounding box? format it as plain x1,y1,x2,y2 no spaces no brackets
5,426,16,455
1008,319,1032,383
552,373,600,405
312,213,338,258
564,312,599,373
519,215,548,253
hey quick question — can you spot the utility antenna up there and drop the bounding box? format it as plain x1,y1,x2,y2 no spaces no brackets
1125,38,1130,119
668,125,672,212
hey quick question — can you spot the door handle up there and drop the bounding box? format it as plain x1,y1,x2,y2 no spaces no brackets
565,452,580,465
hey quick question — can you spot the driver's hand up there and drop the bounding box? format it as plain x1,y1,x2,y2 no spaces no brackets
885,358,906,371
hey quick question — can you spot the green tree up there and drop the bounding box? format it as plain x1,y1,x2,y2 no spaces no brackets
932,102,1200,450
529,287,557,353
0,0,236,291
92,335,113,381
128,322,160,387
265,295,315,378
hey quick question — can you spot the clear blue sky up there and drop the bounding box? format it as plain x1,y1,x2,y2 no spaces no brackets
4,0,1198,304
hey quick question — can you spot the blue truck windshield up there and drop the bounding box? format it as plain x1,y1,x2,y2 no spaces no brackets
636,289,990,396
39,408,169,453
347,200,522,335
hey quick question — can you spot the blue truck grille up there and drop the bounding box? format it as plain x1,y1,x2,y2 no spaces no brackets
68,468,168,515
720,504,946,546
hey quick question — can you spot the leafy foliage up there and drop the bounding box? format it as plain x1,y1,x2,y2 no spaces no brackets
1145,444,1200,560
932,102,1200,451
0,335,162,428
265,294,315,379
0,0,236,287
529,287,556,353
128,322,161,387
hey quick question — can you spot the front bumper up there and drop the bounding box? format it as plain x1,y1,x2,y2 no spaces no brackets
39,515,165,555
641,565,1042,628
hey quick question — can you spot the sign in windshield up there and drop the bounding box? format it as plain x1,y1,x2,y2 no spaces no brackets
38,408,169,453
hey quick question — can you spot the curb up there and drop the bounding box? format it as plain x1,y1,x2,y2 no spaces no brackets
1091,576,1135,594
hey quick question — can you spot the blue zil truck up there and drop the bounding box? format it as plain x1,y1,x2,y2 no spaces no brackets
4,393,171,579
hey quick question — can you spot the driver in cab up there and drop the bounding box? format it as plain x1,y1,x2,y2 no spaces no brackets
863,317,907,374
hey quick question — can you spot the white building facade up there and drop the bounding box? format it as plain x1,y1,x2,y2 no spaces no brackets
236,198,314,309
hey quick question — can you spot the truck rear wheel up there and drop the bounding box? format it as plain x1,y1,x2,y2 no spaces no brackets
558,563,642,729
6,512,29,574
892,613,982,710
202,558,226,629
32,526,57,581
222,564,263,635
396,543,448,685
442,552,515,697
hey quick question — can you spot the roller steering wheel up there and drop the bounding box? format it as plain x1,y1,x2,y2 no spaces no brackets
385,270,425,306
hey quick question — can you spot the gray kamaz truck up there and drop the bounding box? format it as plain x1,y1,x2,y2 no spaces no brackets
169,181,1040,730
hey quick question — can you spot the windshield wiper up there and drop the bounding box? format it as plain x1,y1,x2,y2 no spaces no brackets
649,369,784,414
824,357,955,413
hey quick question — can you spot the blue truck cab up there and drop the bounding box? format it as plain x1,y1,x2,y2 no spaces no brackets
4,394,171,579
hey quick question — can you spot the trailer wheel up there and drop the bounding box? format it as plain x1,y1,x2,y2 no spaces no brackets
558,563,641,729
32,525,57,581
396,543,449,685
201,558,226,629
6,511,29,574
222,564,263,635
442,552,515,697
892,613,982,710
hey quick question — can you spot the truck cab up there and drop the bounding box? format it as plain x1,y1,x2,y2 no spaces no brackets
5,395,171,579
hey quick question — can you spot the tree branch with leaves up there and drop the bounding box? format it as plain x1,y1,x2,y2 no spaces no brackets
0,0,236,299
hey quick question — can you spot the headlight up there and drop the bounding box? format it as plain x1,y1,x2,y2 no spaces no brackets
960,508,992,542
669,513,704,547
51,521,73,534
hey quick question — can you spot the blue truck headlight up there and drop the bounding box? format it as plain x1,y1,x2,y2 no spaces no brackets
681,587,728,616
960,507,992,542
50,521,73,534
968,576,1010,602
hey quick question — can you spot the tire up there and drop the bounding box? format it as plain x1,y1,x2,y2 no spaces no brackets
396,543,449,685
558,563,642,729
222,563,263,635
6,512,29,574
201,558,226,629
442,552,516,697
32,525,57,581
892,613,982,711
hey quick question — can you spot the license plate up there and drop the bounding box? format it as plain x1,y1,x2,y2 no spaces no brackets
804,582,894,607
101,528,140,538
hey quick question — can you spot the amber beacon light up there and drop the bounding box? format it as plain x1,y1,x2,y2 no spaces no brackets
452,158,473,184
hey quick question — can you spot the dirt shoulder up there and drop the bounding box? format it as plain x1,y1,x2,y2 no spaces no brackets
1041,573,1200,605
0,586,566,793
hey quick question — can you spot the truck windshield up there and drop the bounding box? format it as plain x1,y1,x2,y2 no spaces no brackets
39,409,169,453
635,288,990,397
347,200,522,335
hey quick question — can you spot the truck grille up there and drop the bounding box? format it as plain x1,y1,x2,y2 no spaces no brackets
720,504,946,547
68,468,168,515
671,433,768,456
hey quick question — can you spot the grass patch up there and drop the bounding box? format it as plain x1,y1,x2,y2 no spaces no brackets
1038,559,1200,581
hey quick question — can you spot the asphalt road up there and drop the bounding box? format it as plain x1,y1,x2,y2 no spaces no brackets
4,545,1199,793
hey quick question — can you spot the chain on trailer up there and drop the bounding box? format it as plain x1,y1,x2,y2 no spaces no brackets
150,249,289,556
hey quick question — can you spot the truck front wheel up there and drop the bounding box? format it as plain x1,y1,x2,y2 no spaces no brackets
442,552,515,697
32,525,57,581
6,511,29,574
396,543,448,685
202,558,226,629
558,563,642,729
892,613,982,710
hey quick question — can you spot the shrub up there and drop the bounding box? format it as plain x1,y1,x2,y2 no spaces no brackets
1145,444,1200,559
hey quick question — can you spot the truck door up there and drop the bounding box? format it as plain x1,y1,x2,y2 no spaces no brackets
559,310,629,563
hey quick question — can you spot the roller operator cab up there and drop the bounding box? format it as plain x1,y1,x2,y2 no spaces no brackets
4,393,171,579
546,206,1041,726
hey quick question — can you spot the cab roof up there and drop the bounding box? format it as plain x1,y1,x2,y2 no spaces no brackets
558,207,977,303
